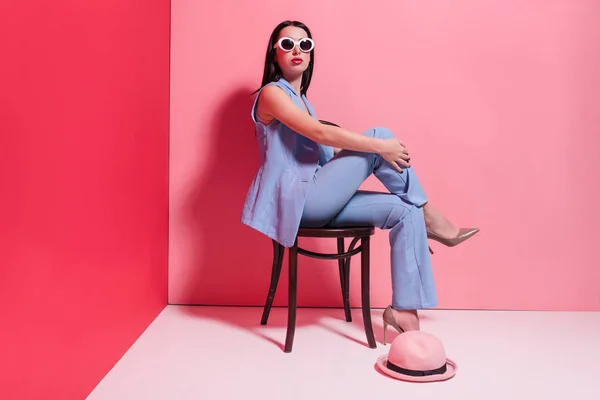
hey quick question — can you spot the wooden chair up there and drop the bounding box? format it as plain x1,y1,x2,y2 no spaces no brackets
259,120,377,353
260,228,377,353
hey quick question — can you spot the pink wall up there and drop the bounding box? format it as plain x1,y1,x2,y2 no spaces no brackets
170,1,600,311
0,1,170,399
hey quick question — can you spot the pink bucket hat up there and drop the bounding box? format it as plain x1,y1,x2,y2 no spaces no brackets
376,331,457,383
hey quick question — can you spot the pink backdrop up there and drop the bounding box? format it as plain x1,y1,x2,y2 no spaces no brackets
169,1,600,310
0,1,170,399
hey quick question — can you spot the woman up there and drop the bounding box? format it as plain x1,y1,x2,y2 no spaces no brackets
241,20,478,339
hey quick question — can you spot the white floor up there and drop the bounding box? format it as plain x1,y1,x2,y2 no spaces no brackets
88,306,600,399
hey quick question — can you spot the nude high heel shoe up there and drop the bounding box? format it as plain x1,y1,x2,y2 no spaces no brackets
382,305,405,345
427,228,479,250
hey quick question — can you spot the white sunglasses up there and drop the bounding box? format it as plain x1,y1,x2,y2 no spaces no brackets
275,37,315,53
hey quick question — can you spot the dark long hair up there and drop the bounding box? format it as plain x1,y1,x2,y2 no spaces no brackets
252,20,315,96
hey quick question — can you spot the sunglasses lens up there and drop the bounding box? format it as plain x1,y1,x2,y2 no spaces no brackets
299,39,313,52
280,38,295,51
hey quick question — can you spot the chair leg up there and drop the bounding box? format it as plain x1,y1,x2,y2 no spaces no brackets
284,239,298,353
261,240,285,325
337,238,352,322
360,236,376,349
343,259,351,319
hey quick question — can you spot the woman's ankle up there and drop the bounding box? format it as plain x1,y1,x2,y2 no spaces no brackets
423,203,458,237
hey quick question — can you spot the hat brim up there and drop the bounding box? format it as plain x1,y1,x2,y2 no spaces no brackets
376,355,457,383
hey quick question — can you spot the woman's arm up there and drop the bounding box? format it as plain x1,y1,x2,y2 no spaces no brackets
258,85,382,152
257,84,410,171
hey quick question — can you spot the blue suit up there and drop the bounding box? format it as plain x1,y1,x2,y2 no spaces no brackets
241,78,332,248
241,78,438,310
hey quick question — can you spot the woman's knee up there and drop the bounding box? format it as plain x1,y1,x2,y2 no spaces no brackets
384,202,415,229
362,127,395,140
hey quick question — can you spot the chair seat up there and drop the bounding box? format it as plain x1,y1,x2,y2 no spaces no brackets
298,226,375,238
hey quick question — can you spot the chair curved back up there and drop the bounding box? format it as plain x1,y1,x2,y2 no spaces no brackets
318,120,340,128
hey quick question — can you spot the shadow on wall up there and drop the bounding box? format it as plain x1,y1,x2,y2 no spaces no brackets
181,86,341,308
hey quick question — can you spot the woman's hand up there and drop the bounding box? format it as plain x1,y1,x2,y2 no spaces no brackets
379,138,411,172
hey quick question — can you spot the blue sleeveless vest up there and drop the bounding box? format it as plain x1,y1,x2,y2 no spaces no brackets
240,78,334,247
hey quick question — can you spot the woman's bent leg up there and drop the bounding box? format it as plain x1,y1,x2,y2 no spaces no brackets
301,127,428,227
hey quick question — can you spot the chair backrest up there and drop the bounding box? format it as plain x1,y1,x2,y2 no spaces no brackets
319,120,340,128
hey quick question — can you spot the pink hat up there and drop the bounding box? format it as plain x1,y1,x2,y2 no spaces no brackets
376,331,457,383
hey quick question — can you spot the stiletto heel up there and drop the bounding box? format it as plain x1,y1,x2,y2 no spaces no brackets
383,320,388,345
427,228,479,248
382,305,405,345
429,246,434,255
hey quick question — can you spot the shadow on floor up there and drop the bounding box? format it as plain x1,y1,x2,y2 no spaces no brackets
179,305,432,351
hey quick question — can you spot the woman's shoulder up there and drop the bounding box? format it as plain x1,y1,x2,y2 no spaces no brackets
259,80,292,97
253,80,291,108
255,82,294,115
253,82,288,125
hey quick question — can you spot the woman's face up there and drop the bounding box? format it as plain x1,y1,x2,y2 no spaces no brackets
274,26,313,79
